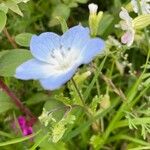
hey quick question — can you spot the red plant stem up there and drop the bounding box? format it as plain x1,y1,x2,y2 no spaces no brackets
2,27,37,125
0,79,37,124
3,27,18,49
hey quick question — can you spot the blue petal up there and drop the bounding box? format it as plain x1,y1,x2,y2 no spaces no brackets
39,65,78,90
15,59,53,80
30,32,60,63
61,25,90,50
79,38,105,64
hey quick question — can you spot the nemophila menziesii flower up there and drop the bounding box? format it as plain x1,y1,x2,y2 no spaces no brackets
119,7,135,47
131,0,150,14
15,25,105,90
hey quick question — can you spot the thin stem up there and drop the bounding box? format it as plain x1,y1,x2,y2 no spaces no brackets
98,3,150,147
71,78,86,107
71,78,95,119
109,134,150,146
3,27,18,49
0,79,37,124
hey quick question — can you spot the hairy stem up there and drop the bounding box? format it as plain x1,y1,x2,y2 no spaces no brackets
0,79,37,124
71,78,86,107
3,27,18,49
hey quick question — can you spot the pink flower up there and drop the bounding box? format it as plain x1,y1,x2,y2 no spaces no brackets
119,7,135,47
18,116,33,136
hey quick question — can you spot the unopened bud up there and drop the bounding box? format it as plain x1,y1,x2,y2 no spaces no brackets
100,94,110,109
88,3,103,37
88,3,98,15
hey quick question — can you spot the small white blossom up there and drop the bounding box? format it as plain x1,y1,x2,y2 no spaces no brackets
119,7,135,47
88,3,98,15
131,0,150,14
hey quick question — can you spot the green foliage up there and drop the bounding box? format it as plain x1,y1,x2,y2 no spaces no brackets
0,0,150,149
52,114,76,142
0,49,32,77
15,33,33,47
0,10,6,32
0,90,15,114
4,0,23,16
98,13,115,38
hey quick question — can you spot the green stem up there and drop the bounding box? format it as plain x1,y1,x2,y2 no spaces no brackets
98,80,150,148
71,78,86,107
109,134,150,146
106,60,115,94
114,117,150,129
84,55,107,100
71,79,99,129
129,146,150,150
98,6,150,147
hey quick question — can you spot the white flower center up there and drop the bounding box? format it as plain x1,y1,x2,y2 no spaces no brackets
48,46,79,74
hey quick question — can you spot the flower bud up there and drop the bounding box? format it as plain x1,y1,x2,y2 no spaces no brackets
88,3,98,15
100,94,110,109
88,3,103,37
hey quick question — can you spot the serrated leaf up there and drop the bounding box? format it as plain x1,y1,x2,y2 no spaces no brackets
15,33,33,47
4,0,23,16
0,10,7,32
0,49,32,77
52,114,75,143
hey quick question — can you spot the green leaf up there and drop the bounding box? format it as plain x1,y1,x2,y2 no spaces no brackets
0,50,9,58
0,3,8,13
0,90,15,114
76,0,88,4
55,16,68,33
97,14,114,38
0,130,40,147
0,49,32,77
90,134,103,149
133,14,150,30
15,33,33,47
0,10,7,32
4,0,23,16
32,129,67,150
52,114,76,143
29,133,49,150
53,4,70,19
25,93,50,105
44,99,65,122
49,4,70,27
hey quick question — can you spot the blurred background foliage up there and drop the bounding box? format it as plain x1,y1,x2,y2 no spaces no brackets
0,0,150,150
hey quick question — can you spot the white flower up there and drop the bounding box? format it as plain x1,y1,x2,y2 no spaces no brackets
119,7,135,47
88,3,98,15
131,0,150,14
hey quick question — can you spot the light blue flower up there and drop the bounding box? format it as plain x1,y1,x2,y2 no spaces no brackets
15,25,105,90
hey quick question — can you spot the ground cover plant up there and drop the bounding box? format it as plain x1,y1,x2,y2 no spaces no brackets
0,0,150,149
